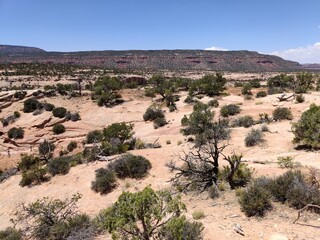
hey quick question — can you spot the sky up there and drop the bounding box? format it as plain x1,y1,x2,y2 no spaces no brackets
1,0,320,63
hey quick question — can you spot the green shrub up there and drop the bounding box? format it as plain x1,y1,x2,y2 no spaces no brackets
23,98,40,113
38,140,55,161
220,162,253,187
184,95,195,103
231,115,254,128
295,94,305,103
189,73,226,96
67,141,77,152
286,180,320,209
220,104,241,117
256,91,267,98
249,79,261,88
65,112,81,121
207,99,219,108
86,130,103,144
18,154,40,172
268,170,304,203
239,179,272,217
52,107,67,118
292,104,320,148
277,156,295,169
144,88,156,97
153,117,167,129
0,227,22,240
13,111,21,118
91,168,117,194
52,124,66,134
47,157,71,176
7,127,24,139
108,154,151,179
43,102,55,111
143,106,164,121
14,91,27,100
245,129,264,147
157,216,203,240
241,83,252,95
272,107,293,121
192,210,205,220
19,165,47,187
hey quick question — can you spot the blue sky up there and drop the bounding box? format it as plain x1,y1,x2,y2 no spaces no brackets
1,0,320,63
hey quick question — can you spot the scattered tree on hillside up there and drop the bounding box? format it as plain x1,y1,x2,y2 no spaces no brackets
168,103,231,191
92,76,123,107
188,73,226,97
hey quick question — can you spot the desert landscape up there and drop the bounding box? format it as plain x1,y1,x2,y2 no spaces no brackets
0,49,320,240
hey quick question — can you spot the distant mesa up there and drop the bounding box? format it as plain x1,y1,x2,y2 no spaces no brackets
0,44,46,54
0,44,303,71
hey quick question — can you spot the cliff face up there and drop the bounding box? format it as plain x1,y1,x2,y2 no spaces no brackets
0,46,301,71
0,45,45,54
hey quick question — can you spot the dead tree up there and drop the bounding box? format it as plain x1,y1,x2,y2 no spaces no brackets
277,93,295,102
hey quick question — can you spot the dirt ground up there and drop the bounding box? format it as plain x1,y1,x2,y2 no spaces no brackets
0,74,320,240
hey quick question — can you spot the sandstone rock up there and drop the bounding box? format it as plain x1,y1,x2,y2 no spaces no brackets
32,117,52,128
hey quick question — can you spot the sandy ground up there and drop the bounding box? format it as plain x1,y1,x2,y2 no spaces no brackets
0,79,320,239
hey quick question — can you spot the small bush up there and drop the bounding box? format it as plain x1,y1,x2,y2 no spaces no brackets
67,141,77,152
47,157,71,176
52,124,66,135
272,107,293,121
192,210,205,220
241,83,252,95
143,106,164,121
249,79,261,88
19,165,47,187
144,88,156,97
43,103,55,111
268,170,304,203
23,98,40,113
295,94,305,103
13,111,21,118
220,104,240,117
86,130,103,144
184,95,195,103
52,107,67,118
256,91,267,98
277,156,295,169
0,227,22,240
286,180,320,209
245,129,264,147
18,154,40,172
7,127,24,139
153,117,167,129
239,179,272,217
207,99,219,108
168,105,176,112
65,112,81,121
14,91,27,100
108,154,151,179
231,115,254,128
261,124,269,132
91,168,117,194
157,216,204,240
220,162,253,187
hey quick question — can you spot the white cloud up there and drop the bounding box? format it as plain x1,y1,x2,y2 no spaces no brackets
205,46,228,51
271,42,320,64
